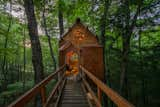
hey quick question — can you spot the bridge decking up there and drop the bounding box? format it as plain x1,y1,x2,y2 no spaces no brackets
58,79,90,107
8,65,135,107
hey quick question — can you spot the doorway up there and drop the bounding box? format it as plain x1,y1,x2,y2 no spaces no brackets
65,51,79,76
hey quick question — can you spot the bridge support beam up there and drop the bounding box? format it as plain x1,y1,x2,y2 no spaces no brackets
97,87,102,104
40,87,46,106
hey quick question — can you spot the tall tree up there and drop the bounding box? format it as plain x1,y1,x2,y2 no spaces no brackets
1,0,12,90
138,30,146,106
119,0,142,98
100,0,110,82
24,0,44,106
99,0,111,106
42,0,57,70
58,0,64,37
23,21,26,91
24,0,44,84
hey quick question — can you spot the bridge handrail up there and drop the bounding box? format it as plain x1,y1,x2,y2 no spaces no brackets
44,73,66,107
8,64,66,107
80,65,135,107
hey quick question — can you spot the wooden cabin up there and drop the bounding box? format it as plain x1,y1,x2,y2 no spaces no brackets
59,18,104,81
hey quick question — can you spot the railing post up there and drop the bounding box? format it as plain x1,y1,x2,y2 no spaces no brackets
41,87,46,106
97,87,102,104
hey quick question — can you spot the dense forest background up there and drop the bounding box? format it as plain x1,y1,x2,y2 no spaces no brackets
0,0,160,107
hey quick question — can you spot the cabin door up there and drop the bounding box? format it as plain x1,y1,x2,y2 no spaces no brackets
65,51,79,76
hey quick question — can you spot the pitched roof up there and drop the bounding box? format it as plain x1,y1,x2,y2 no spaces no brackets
59,41,72,51
60,18,98,40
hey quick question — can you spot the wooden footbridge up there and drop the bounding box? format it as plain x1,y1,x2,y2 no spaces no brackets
8,19,135,107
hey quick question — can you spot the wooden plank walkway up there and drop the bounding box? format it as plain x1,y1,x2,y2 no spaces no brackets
8,65,135,107
58,79,90,107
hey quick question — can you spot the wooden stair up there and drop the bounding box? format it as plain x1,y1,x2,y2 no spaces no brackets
58,80,90,107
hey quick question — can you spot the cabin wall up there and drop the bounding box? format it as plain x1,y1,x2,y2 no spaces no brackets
80,46,104,81
59,51,65,67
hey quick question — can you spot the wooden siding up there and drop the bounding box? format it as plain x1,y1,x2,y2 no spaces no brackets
61,22,99,48
59,20,104,81
80,46,104,81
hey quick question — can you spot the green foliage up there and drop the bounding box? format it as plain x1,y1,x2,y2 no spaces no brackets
0,0,160,107
46,79,56,97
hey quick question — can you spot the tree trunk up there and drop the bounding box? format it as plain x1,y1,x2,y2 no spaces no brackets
58,0,64,81
120,35,130,98
23,21,26,91
58,0,64,37
100,0,110,106
24,0,44,84
100,0,110,85
138,30,146,106
42,0,57,71
119,0,141,98
1,0,12,90
24,0,44,106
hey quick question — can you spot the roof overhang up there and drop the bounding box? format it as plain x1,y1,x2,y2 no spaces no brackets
59,41,72,51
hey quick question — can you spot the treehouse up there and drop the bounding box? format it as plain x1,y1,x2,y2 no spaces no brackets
59,18,104,80
8,18,135,107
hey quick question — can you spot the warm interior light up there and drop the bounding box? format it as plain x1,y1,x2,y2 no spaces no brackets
65,51,79,76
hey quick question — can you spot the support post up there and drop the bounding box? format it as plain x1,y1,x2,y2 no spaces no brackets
41,87,46,106
97,87,102,104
